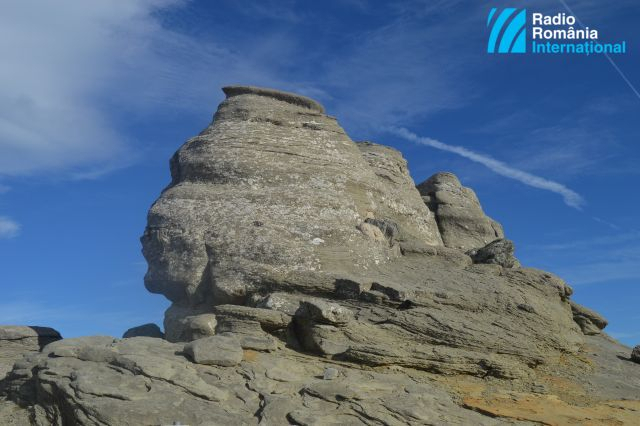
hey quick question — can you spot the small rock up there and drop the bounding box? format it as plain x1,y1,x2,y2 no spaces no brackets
184,335,243,366
631,345,640,364
213,304,290,332
364,218,400,244
122,323,164,339
570,301,607,335
467,239,520,268
323,367,339,380
334,279,371,299
296,300,353,325
517,303,536,313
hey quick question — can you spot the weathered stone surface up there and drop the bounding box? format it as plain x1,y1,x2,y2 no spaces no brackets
417,172,504,250
570,300,608,335
164,303,217,342
141,85,441,316
213,304,291,332
0,326,61,380
467,238,520,268
2,336,525,425
0,326,61,346
632,345,640,364
122,323,164,339
296,299,353,326
184,335,243,366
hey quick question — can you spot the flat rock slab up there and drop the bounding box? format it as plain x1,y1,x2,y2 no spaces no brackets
184,335,243,366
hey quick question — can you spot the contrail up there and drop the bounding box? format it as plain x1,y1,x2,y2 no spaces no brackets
385,126,585,209
558,0,640,101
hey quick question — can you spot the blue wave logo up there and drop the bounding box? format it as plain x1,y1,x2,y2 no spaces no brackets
487,8,527,53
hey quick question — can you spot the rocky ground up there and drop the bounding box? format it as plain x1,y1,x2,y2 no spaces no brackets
1,86,639,425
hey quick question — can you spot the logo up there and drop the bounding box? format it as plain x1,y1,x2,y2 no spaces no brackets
487,8,527,53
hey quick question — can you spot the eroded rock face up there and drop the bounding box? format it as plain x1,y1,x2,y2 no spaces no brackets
417,172,504,250
0,326,61,379
142,85,441,338
136,87,594,379
570,300,608,335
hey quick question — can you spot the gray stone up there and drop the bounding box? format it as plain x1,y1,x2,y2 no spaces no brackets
296,300,353,325
122,323,164,339
213,304,291,332
0,325,61,347
322,367,339,380
164,303,217,342
183,335,243,366
631,345,640,364
0,325,62,381
141,85,441,321
570,300,608,335
417,172,504,250
467,238,520,268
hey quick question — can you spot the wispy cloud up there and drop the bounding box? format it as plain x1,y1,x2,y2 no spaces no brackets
385,126,586,209
0,0,297,178
0,216,20,239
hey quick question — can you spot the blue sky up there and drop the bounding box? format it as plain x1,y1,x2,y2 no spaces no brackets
1,0,639,345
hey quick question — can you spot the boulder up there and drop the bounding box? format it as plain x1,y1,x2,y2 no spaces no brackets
163,303,217,342
0,325,61,380
467,238,520,268
122,323,164,339
184,335,243,366
296,300,353,326
141,85,442,323
570,301,608,335
417,172,504,250
632,345,640,364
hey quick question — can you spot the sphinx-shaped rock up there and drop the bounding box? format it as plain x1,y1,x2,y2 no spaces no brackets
417,172,504,250
142,85,441,337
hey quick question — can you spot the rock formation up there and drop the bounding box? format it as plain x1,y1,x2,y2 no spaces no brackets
417,172,504,250
2,86,639,425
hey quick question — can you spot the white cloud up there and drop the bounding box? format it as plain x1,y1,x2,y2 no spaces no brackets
386,126,586,209
0,0,324,178
0,1,184,176
0,216,20,239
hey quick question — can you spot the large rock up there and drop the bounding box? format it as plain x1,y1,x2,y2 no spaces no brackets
417,172,504,250
122,323,164,339
142,85,444,339
0,326,61,379
136,86,600,379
